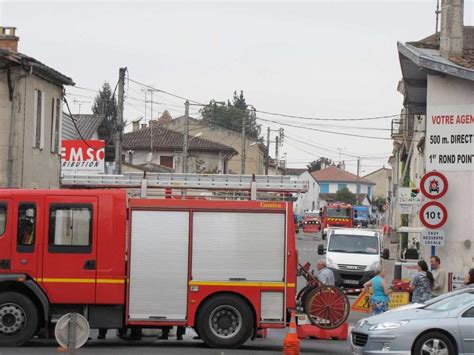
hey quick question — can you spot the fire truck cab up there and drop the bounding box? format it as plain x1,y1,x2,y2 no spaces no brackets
321,202,353,238
0,187,297,348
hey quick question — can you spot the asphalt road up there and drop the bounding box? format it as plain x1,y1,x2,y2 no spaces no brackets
2,230,385,354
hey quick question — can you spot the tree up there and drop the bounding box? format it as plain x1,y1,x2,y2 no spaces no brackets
91,82,118,162
335,187,357,205
372,196,387,213
307,157,333,172
92,81,117,119
200,91,261,139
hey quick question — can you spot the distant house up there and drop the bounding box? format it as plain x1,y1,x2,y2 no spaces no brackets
293,170,320,215
123,121,237,173
161,115,266,174
0,27,74,188
62,113,107,141
311,166,375,206
285,168,307,180
363,167,392,200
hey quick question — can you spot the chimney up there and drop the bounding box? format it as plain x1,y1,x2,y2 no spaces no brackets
0,27,19,52
141,123,147,129
440,0,464,58
132,121,140,132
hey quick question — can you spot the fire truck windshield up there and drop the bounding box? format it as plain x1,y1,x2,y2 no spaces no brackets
328,234,379,254
326,208,350,218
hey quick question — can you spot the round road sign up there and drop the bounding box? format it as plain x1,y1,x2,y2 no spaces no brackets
419,201,448,229
420,171,448,199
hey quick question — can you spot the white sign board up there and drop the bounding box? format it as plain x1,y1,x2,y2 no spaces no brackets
448,272,466,291
426,105,474,171
421,230,445,246
399,204,412,215
398,187,421,205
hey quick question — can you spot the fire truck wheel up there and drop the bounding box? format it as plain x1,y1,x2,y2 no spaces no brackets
0,292,39,347
196,294,253,348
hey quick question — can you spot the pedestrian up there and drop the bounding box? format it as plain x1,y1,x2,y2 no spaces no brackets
316,259,335,286
464,268,474,286
410,260,434,304
159,326,185,340
363,267,390,315
430,255,447,297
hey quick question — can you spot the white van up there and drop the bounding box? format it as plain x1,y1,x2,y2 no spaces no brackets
317,228,390,288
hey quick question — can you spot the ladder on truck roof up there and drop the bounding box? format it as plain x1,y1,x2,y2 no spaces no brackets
61,172,309,200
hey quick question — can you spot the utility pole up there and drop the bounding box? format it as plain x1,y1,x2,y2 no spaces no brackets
182,100,190,173
241,109,246,174
275,135,279,169
115,67,126,174
356,157,360,204
265,126,270,175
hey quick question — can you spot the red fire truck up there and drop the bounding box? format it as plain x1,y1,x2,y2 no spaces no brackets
0,174,308,348
321,202,353,237
302,212,321,233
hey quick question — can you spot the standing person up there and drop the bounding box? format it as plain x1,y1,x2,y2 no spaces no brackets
410,260,434,304
464,268,474,286
363,268,390,315
316,259,335,286
430,255,446,297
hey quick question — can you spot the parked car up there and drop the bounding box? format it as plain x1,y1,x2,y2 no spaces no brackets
351,286,474,354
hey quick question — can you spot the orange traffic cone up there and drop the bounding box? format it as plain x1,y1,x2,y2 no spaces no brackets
283,310,300,355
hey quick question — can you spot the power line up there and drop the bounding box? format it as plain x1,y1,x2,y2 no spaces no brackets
256,109,401,122
257,116,392,140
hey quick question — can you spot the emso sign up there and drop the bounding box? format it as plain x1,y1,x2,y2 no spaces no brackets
61,140,105,174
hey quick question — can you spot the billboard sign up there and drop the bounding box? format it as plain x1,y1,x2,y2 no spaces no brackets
426,105,474,171
61,140,105,174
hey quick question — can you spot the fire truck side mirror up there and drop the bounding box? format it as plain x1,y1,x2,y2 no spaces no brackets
317,244,326,255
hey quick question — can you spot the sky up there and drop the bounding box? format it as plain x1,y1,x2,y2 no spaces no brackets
1,0,473,175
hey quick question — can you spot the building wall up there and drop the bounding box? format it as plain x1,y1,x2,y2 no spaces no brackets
364,168,392,199
293,171,319,215
162,117,265,175
425,74,474,273
0,68,63,188
318,181,373,196
130,149,225,173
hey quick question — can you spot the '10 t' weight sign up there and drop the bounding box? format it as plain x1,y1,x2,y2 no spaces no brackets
419,201,448,229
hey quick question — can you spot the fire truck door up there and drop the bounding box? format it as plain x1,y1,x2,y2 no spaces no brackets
0,199,11,271
40,197,98,304
128,210,189,321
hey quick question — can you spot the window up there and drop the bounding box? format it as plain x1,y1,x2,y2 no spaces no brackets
50,98,61,153
0,204,6,236
462,307,474,318
320,183,329,193
34,89,44,149
337,183,347,191
368,186,372,198
49,204,92,253
160,156,174,169
17,203,36,251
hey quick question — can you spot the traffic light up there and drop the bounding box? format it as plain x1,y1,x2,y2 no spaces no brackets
411,188,420,198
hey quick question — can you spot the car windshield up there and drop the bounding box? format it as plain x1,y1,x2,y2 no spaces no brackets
354,211,368,218
424,290,474,311
305,213,318,218
327,208,350,218
328,234,379,254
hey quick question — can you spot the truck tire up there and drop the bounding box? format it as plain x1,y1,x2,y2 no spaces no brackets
196,294,253,348
0,292,39,347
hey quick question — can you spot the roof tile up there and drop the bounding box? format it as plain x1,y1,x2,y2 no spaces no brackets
311,166,374,184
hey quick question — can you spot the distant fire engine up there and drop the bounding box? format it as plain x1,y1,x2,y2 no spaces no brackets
0,173,350,349
321,202,353,237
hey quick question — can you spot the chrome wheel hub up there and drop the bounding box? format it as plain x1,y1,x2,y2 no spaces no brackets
209,305,242,339
421,338,449,355
0,303,26,335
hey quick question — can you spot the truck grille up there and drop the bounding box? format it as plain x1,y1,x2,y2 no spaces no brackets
352,332,368,347
338,264,366,271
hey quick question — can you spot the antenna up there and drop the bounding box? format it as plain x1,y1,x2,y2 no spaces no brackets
435,0,441,37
